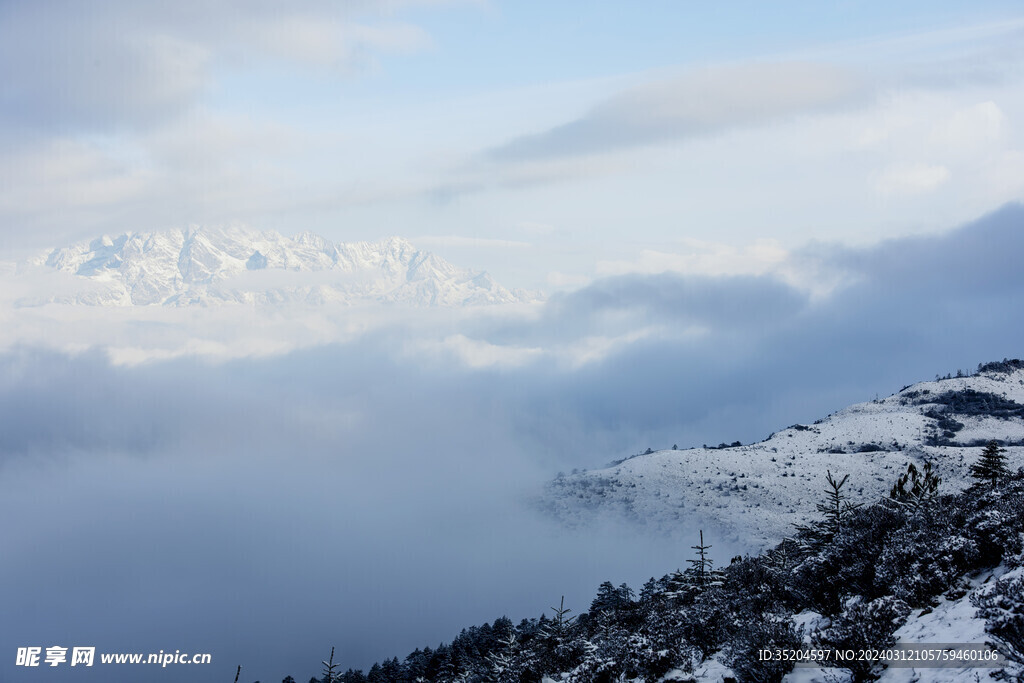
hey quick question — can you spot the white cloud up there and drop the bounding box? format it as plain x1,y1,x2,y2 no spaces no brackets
414,235,533,249
875,162,952,196
0,138,153,221
596,239,789,279
410,334,544,369
558,327,667,369
515,221,558,235
547,271,593,289
0,2,436,134
3,6,1024,267
241,16,432,71
488,61,866,161
930,100,1007,150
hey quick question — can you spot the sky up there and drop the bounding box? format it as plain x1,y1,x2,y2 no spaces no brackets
2,1,1024,289
2,2,1024,682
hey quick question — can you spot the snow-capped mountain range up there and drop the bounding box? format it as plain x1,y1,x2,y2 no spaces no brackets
542,360,1024,549
21,227,539,307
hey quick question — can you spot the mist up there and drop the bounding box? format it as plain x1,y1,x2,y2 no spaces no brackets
0,346,731,683
3,205,1024,681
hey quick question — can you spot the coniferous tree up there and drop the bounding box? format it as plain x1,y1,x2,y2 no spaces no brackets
379,657,401,682
321,648,341,683
589,581,622,614
538,596,579,675
819,470,861,535
765,539,798,574
662,568,689,601
435,644,460,682
638,577,661,604
485,620,518,682
794,470,861,555
688,529,713,586
403,648,429,682
971,440,1009,487
542,595,575,647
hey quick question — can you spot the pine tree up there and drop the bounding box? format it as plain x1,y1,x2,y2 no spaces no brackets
536,596,581,676
590,581,622,614
971,440,1009,487
638,577,661,604
688,530,713,586
379,657,401,682
321,648,341,683
818,470,861,535
365,662,383,683
794,470,861,555
545,595,575,640
662,531,726,597
485,621,518,682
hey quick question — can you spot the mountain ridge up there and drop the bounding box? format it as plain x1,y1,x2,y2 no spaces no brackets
542,360,1024,549
22,226,540,308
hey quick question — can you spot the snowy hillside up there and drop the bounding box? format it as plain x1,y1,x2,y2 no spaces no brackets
542,361,1024,548
19,227,539,307
780,565,1018,683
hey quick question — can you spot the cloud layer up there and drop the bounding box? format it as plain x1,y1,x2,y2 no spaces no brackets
1,204,1023,681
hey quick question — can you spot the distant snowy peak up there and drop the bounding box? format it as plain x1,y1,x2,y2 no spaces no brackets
27,227,541,307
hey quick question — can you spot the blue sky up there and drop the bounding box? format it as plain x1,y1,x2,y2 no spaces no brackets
2,0,1024,292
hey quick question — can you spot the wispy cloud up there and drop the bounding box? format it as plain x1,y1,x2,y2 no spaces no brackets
485,62,866,162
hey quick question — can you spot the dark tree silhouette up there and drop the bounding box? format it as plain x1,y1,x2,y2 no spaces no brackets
971,440,1009,487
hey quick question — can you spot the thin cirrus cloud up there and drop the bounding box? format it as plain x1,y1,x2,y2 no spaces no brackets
484,61,867,162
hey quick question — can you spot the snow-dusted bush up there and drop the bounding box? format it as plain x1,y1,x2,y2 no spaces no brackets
725,614,801,683
973,573,1024,670
812,595,910,681
874,525,979,606
793,503,905,614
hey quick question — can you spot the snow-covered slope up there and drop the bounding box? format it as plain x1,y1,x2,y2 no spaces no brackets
542,361,1024,548
21,227,539,307
783,565,1021,683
